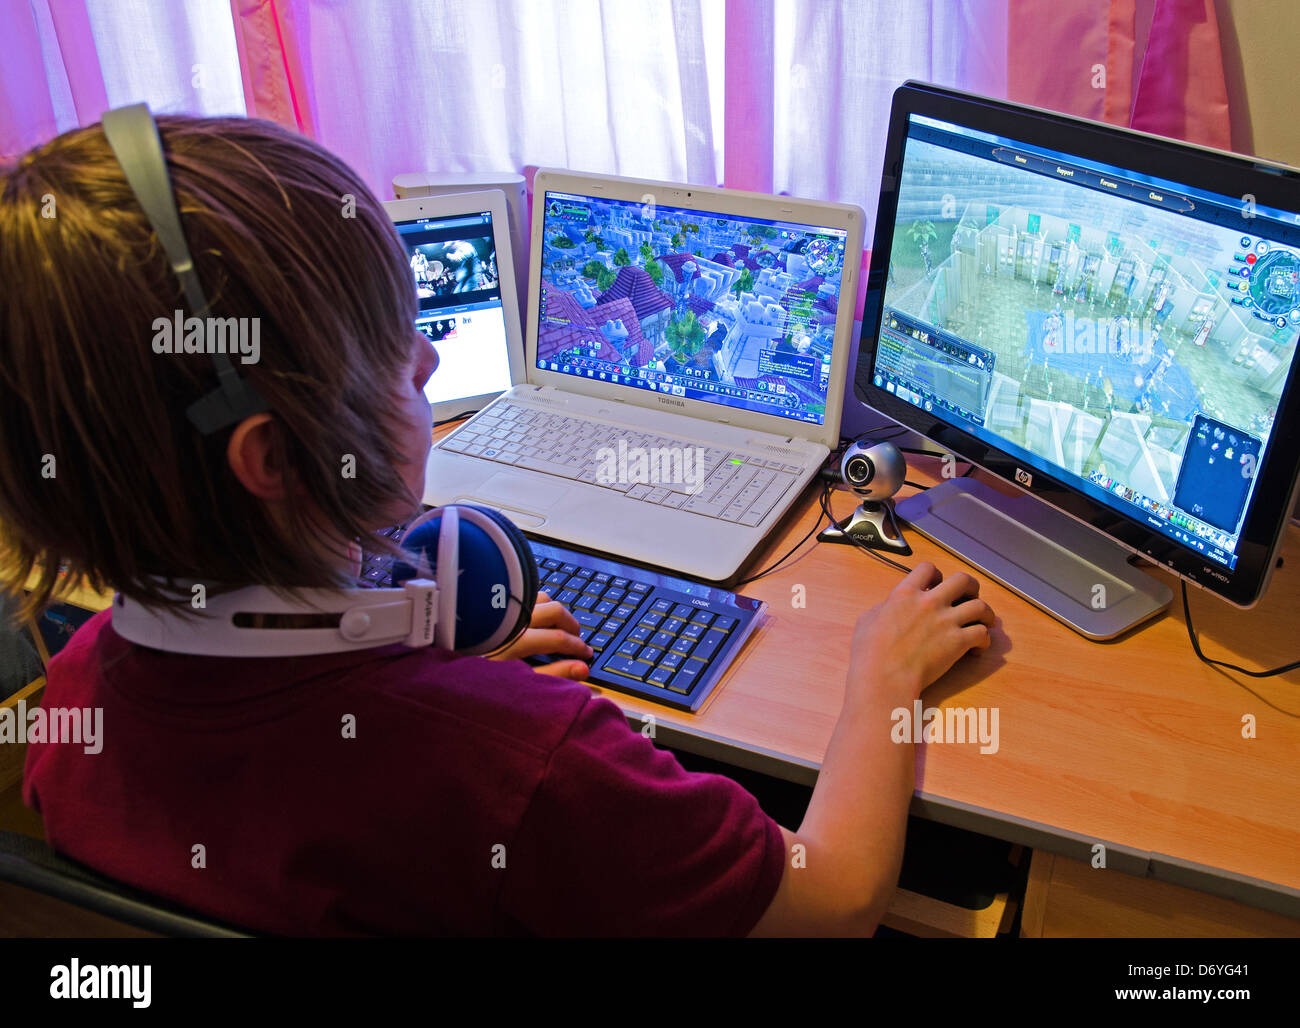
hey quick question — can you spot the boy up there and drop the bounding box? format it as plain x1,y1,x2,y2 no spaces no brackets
0,114,995,935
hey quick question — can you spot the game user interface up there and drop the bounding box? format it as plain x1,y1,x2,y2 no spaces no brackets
395,211,512,406
535,190,850,426
874,114,1300,570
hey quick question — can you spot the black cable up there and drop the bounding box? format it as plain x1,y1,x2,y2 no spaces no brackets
734,480,832,587
902,480,928,491
1182,581,1300,679
434,410,477,427
818,482,912,574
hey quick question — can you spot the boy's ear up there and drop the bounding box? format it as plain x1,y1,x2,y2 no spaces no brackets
226,412,286,500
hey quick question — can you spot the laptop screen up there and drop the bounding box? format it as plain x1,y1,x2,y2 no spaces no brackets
535,190,850,426
871,112,1300,572
394,210,513,407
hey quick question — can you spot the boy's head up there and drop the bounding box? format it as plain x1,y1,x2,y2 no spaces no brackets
0,114,438,619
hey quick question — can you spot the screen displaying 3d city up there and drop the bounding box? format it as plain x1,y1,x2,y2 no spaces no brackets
873,115,1300,569
535,191,849,425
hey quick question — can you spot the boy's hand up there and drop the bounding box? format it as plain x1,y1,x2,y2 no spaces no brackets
489,591,593,680
849,561,995,705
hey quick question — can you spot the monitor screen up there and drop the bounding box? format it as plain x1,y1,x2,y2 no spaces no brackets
534,190,851,426
870,112,1300,574
394,210,512,408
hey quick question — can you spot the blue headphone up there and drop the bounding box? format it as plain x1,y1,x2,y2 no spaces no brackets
100,103,538,656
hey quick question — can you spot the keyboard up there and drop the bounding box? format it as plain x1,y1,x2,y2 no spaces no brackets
437,401,804,526
361,528,765,712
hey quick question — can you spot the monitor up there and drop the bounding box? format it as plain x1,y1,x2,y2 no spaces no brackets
856,82,1300,626
385,191,524,422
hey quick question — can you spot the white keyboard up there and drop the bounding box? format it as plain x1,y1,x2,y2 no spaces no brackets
438,402,805,526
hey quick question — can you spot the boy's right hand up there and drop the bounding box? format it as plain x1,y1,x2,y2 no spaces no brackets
849,562,994,705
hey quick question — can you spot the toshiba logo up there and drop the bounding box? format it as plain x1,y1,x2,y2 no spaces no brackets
658,396,686,408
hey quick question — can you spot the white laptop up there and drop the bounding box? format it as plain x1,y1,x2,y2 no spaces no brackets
385,191,525,423
422,170,865,583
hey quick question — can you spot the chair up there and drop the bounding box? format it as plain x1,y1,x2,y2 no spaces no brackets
0,830,253,938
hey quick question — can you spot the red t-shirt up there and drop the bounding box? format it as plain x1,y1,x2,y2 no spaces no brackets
23,610,785,936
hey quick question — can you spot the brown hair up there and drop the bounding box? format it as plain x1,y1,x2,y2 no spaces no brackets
0,115,420,620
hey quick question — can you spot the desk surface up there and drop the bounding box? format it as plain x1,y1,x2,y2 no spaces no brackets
32,435,1300,916
582,455,1300,917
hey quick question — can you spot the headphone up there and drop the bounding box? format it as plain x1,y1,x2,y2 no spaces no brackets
100,103,539,656
112,504,540,657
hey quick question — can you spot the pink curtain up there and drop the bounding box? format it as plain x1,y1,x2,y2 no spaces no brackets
1007,0,1230,151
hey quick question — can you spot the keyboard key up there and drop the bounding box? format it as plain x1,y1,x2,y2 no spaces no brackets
628,625,652,643
672,605,695,620
603,619,625,635
638,646,664,664
692,628,728,662
575,610,604,628
604,587,626,603
594,572,611,584
681,622,706,640
650,630,675,649
557,588,579,606
647,666,676,687
629,582,652,595
605,656,654,681
669,657,710,694
660,651,684,670
638,611,664,629
651,599,673,614
612,578,629,589
670,636,696,657
543,559,561,570
574,594,598,611
595,600,616,615
616,639,642,658
662,618,686,635
560,564,577,576
689,610,714,626
590,632,613,650
574,567,594,579
712,615,737,632
613,604,637,620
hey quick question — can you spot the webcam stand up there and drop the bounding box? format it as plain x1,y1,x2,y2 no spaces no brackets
819,499,913,555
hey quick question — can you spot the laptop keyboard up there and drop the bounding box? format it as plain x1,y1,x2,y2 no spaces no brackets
437,401,805,526
361,527,765,712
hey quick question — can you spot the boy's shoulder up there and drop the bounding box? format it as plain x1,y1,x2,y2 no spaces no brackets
58,608,599,761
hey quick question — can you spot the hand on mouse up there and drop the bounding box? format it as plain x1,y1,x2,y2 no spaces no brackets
849,561,995,705
490,591,593,680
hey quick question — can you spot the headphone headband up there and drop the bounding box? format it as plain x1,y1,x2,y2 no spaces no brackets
100,102,267,435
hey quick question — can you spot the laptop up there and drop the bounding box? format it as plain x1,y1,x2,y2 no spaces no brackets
421,170,865,583
385,191,525,423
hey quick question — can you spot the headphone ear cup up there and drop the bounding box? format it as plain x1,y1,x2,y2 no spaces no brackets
394,504,537,654
459,504,538,647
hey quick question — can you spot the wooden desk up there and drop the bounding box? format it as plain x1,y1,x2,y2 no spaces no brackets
21,442,1300,928
584,455,1300,923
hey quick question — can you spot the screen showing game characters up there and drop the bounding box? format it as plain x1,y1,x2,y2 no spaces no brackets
395,212,512,407
873,114,1300,570
535,191,850,425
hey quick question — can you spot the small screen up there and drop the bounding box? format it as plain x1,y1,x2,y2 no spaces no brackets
534,191,851,426
395,211,512,407
872,114,1300,570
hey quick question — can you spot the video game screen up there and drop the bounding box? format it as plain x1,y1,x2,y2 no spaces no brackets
535,191,850,426
873,114,1300,570
395,211,512,408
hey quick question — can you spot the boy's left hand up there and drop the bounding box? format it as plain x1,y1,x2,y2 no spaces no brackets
489,592,592,680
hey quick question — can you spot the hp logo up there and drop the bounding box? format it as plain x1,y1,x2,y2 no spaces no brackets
1015,468,1033,487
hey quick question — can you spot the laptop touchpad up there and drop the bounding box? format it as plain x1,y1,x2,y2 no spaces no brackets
471,472,567,514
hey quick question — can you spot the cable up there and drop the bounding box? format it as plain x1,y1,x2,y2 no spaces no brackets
734,480,832,587
818,482,912,574
1182,581,1300,680
434,410,477,428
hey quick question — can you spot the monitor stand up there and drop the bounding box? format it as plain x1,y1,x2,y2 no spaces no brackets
896,477,1172,640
